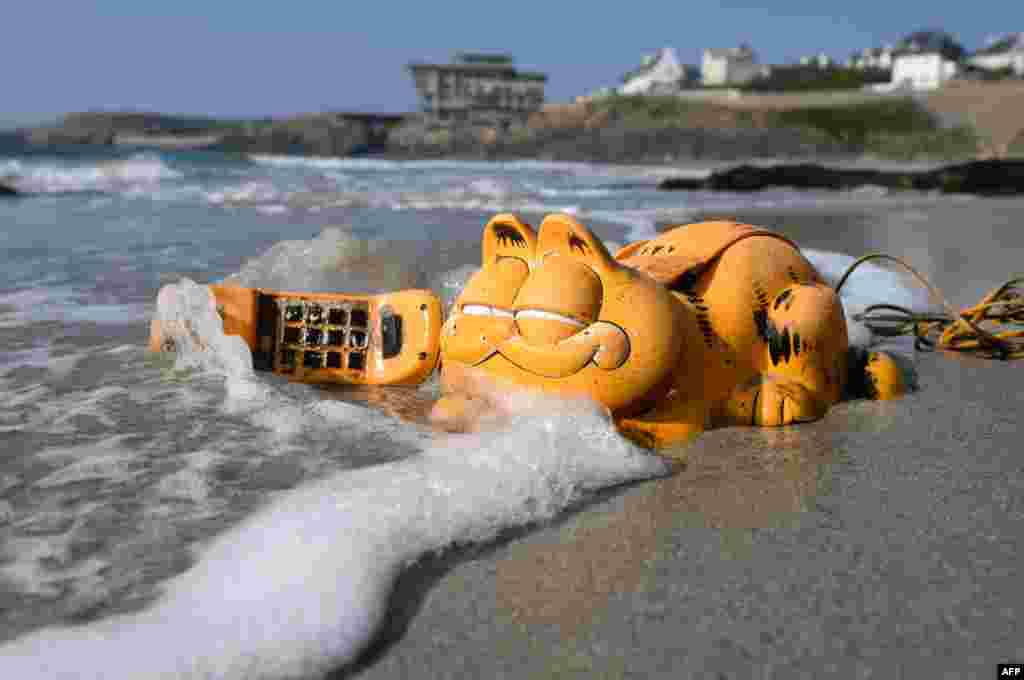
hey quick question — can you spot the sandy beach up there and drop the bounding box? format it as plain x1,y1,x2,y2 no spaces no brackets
345,197,1024,679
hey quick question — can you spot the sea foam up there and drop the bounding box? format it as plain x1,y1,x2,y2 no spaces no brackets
0,242,671,677
0,283,669,678
3,155,181,195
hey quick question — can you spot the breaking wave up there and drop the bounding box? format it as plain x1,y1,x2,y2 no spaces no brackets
0,155,182,196
0,273,669,679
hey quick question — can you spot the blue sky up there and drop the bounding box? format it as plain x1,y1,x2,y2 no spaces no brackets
1,1,1018,126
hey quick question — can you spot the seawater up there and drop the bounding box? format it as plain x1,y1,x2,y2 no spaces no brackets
0,146,926,677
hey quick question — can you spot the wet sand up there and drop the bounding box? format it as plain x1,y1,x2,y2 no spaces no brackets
344,198,1024,679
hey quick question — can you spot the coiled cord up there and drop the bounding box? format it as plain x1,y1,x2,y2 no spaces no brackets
834,253,1024,360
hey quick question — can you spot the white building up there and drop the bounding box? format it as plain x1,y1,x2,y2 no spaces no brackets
848,46,895,70
969,33,1024,76
619,48,688,95
889,52,958,90
408,53,546,125
701,46,767,86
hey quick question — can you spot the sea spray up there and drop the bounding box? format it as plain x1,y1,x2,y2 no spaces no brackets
223,226,423,294
153,279,253,380
2,154,182,195
0,375,669,680
0,265,670,678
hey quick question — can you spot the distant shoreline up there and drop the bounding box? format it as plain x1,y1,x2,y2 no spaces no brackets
8,82,1024,164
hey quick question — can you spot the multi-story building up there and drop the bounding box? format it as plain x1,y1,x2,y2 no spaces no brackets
407,53,547,126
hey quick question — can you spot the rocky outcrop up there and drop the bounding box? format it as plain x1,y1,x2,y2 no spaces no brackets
0,178,20,196
658,160,1024,195
21,112,381,158
210,115,372,157
383,120,847,163
384,117,503,158
492,126,846,163
25,126,115,147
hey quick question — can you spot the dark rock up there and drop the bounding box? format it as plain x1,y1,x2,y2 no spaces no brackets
707,163,890,191
658,160,1024,196
21,112,381,158
380,118,850,163
209,115,372,157
485,126,847,164
925,160,1024,195
0,178,20,197
25,126,114,147
657,177,704,191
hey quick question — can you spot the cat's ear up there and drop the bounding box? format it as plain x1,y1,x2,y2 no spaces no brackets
481,213,537,266
536,213,617,272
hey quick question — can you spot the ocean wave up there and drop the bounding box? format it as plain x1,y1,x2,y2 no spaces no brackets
0,154,182,196
0,405,666,679
224,227,425,294
212,155,681,220
247,153,687,178
583,209,661,243
204,180,283,205
0,275,668,679
533,186,615,198
0,287,149,327
272,188,582,220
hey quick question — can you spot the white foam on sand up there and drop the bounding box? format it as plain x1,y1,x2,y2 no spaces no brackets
0,282,669,678
153,449,224,505
0,402,666,680
0,264,670,678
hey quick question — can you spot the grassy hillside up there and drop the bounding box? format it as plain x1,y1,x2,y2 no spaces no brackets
532,94,981,160
771,99,979,159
